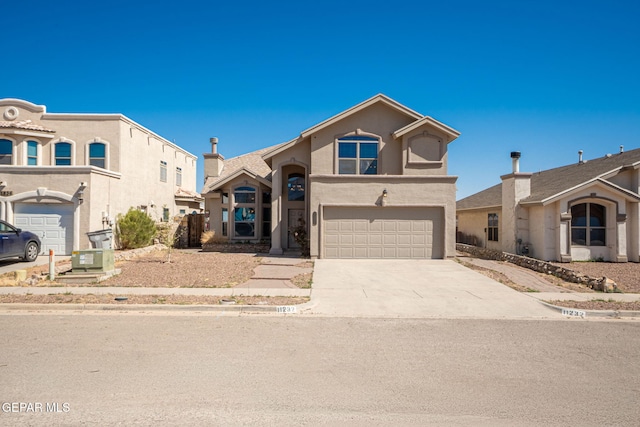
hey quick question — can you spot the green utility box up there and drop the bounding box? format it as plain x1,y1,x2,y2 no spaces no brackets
71,249,115,273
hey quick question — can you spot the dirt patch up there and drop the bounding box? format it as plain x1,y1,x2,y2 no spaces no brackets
291,272,313,289
0,293,309,306
10,250,261,288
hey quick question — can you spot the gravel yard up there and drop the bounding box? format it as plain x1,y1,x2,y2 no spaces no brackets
550,261,640,293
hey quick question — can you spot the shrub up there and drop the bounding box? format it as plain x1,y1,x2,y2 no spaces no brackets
289,219,310,257
115,208,157,249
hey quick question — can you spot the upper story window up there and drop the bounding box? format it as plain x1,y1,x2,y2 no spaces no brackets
160,161,167,182
176,167,182,186
89,142,106,168
488,213,499,242
338,135,378,175
27,141,38,165
55,142,72,165
0,139,13,165
571,203,606,246
288,173,305,201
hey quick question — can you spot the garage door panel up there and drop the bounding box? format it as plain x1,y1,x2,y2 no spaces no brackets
14,203,74,255
323,207,443,259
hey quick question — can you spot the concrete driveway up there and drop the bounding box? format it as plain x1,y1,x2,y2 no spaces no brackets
308,259,563,319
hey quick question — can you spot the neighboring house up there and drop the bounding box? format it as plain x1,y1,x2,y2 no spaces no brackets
202,94,460,259
0,99,201,255
456,149,640,262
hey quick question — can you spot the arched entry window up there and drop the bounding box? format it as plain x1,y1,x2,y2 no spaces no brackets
288,173,305,201
571,203,606,246
234,186,256,238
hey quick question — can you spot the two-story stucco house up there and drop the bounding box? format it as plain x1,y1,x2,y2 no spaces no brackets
0,99,201,255
202,94,460,259
456,149,640,262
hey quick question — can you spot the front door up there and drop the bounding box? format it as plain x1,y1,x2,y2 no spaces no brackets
287,209,305,248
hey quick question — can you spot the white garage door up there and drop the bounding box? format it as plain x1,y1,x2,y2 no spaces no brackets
14,203,74,255
323,207,444,259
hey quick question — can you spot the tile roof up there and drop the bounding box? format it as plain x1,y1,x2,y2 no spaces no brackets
202,144,280,193
0,120,55,133
175,187,203,200
457,147,640,210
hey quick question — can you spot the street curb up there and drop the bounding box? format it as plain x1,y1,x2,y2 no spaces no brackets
536,300,640,319
0,301,310,314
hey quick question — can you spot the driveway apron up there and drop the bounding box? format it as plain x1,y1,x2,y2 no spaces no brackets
309,259,563,319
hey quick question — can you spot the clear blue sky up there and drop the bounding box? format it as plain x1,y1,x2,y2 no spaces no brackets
5,0,639,199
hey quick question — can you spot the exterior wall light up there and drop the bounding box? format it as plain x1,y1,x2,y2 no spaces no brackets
381,189,388,206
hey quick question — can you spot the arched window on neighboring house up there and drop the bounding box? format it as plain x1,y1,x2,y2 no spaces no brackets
55,142,72,165
89,142,106,168
0,139,13,165
571,203,606,246
27,141,38,165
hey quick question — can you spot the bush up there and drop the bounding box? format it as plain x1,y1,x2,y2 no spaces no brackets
115,208,157,249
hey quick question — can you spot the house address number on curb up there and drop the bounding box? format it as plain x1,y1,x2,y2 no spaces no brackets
276,306,297,314
562,308,586,318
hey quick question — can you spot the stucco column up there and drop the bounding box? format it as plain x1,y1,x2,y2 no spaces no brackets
559,212,572,262
616,214,628,262
269,167,283,255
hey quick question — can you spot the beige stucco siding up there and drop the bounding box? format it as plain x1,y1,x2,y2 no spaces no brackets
456,207,501,250
309,103,414,175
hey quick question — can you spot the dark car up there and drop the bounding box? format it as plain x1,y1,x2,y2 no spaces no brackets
0,220,41,262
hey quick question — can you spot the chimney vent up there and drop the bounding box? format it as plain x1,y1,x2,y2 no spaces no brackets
620,145,624,154
510,151,521,173
210,137,219,154
578,150,584,164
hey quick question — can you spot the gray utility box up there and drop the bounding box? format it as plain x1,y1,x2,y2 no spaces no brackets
71,249,115,273
86,229,114,249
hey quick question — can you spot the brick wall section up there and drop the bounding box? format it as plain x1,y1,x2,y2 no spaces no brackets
456,244,617,292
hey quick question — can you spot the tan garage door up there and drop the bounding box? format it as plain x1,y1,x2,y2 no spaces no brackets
323,207,443,259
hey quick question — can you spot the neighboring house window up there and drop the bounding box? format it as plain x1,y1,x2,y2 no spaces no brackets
179,209,186,215
163,207,170,222
0,139,13,164
571,203,606,246
233,186,256,238
27,141,38,165
160,161,167,182
288,173,305,201
176,167,182,186
89,142,106,168
222,207,228,236
488,213,499,241
55,142,72,165
338,135,378,175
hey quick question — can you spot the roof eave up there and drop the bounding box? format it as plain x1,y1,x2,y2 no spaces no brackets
393,116,461,141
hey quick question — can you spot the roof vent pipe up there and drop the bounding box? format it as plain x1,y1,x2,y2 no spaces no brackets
210,137,219,154
620,145,624,154
510,151,521,173
578,150,584,164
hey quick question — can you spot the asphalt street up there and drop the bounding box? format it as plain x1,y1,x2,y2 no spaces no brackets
1,314,639,426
